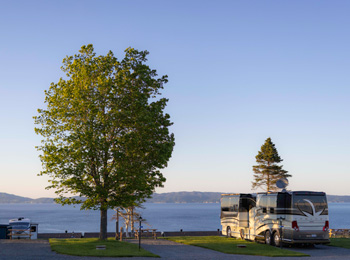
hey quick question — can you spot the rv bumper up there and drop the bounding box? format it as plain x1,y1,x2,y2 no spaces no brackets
283,230,330,244
283,238,330,244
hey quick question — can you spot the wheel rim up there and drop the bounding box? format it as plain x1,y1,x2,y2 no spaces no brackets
274,233,280,246
240,229,244,239
265,231,271,245
227,228,231,237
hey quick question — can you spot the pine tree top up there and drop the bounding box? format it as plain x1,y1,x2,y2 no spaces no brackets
255,137,283,164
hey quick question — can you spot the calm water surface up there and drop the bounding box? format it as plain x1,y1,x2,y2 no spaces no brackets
0,203,347,233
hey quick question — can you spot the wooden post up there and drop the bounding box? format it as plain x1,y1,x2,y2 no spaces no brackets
120,227,123,241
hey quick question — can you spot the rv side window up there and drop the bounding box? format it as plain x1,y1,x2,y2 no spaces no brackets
239,196,256,212
258,196,267,207
257,195,267,213
230,196,239,212
258,195,276,208
221,197,230,212
277,193,292,208
221,196,239,213
266,195,277,208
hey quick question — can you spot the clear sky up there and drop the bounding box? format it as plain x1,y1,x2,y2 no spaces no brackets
0,0,349,198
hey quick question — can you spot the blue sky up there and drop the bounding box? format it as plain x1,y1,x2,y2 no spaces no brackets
0,0,349,198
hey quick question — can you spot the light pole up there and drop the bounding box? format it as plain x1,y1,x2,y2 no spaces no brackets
138,216,142,250
115,209,119,240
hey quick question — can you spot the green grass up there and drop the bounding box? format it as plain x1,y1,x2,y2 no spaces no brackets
165,236,309,257
49,238,159,257
329,238,350,249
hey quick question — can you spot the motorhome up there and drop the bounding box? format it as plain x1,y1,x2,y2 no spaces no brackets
221,191,330,246
9,218,31,239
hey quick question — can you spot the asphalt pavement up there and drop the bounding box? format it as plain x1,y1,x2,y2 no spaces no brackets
1,239,350,260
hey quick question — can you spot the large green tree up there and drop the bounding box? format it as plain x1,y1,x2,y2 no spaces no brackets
252,137,291,191
34,44,175,239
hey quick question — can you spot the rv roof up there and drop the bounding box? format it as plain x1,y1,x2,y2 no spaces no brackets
292,191,326,196
256,191,326,196
9,218,30,223
221,193,254,197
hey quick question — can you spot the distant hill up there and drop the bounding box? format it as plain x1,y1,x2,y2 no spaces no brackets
32,197,55,203
327,195,350,203
148,192,350,204
0,192,54,204
0,193,32,203
0,191,350,204
148,191,222,203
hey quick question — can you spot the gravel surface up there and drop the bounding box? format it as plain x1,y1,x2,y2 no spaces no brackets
1,239,350,259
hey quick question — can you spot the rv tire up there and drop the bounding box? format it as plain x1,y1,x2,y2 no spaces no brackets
273,231,281,247
240,229,245,239
226,227,232,238
265,230,272,245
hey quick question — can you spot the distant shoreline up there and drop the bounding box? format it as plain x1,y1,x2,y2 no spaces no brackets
1,191,350,204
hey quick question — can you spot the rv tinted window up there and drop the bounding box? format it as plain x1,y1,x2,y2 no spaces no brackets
221,196,239,212
293,194,328,216
221,197,230,211
230,196,239,212
239,196,256,212
10,223,30,230
277,193,292,208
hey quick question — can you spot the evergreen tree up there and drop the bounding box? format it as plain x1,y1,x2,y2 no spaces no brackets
252,138,291,191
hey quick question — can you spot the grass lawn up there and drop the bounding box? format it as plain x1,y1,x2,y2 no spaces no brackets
49,238,159,257
165,236,309,257
329,238,350,249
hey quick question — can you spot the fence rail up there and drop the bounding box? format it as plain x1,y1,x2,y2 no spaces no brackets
329,229,350,238
7,229,32,239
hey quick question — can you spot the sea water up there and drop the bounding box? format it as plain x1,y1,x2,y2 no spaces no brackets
0,203,348,233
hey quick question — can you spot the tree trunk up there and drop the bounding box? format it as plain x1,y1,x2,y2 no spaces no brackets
267,162,271,191
100,208,108,240
131,207,134,235
125,222,129,237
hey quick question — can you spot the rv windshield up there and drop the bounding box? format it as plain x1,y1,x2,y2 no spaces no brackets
293,194,328,216
10,222,30,230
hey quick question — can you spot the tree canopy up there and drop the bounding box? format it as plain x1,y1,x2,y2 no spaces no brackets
34,44,175,239
252,137,290,191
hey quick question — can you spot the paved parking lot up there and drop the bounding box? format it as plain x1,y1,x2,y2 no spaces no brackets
1,239,350,260
134,239,350,260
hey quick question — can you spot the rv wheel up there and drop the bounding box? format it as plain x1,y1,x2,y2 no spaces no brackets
273,231,281,247
226,227,232,238
240,229,245,239
265,230,272,245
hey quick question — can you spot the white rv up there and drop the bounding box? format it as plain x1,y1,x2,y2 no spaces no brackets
221,191,330,246
9,218,32,239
